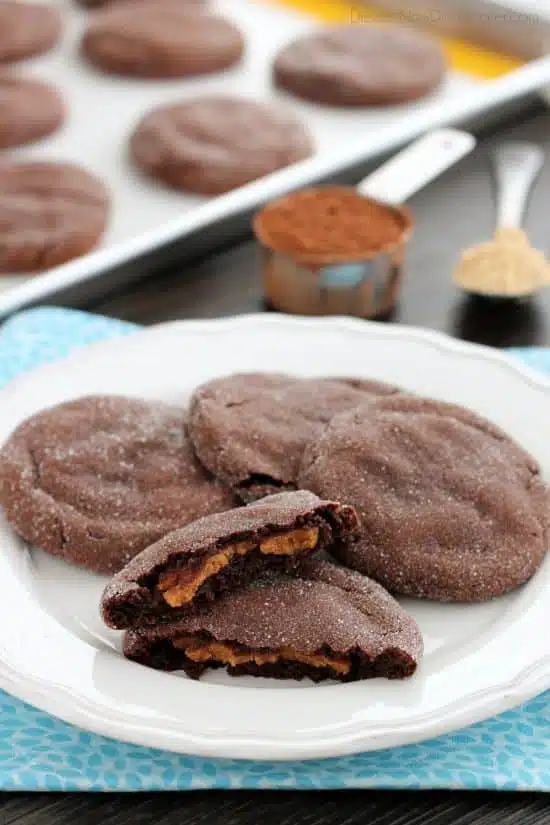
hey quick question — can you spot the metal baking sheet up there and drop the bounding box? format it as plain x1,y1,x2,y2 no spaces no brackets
2,0,550,317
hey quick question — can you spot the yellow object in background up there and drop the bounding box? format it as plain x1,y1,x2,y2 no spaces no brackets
267,0,522,79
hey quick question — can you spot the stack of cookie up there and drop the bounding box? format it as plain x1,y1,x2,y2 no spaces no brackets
101,489,423,682
0,371,548,684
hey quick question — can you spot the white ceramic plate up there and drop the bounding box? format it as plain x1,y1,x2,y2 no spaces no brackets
1,314,550,761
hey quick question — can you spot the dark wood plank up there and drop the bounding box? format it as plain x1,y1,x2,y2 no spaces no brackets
2,791,550,825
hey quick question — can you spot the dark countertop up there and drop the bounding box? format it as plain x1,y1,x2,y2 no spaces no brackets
3,105,550,825
3,789,550,825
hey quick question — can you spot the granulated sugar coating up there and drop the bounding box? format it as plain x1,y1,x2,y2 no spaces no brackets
188,372,399,502
298,394,550,602
0,395,235,574
101,489,359,629
123,558,423,681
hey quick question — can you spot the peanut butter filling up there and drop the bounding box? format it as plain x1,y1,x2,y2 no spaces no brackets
157,527,319,607
258,528,318,555
177,639,350,675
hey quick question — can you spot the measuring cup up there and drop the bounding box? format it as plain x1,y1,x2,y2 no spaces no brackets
254,128,476,318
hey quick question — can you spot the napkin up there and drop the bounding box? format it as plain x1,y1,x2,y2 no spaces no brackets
1,306,549,792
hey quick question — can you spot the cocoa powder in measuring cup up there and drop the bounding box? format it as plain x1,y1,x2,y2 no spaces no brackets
254,186,411,263
253,186,413,318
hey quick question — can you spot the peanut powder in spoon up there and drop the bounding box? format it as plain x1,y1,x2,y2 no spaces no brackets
454,143,550,298
453,227,550,298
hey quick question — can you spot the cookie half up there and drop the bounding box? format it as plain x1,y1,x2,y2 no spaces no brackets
298,394,550,601
123,558,423,682
101,490,359,628
0,395,236,574
130,96,313,195
274,23,446,107
188,373,399,501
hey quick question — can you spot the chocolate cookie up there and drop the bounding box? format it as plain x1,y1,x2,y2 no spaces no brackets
0,396,236,574
0,1,61,63
130,96,314,195
188,373,399,501
298,394,550,601
101,490,359,628
82,3,244,78
0,73,64,149
123,558,423,681
0,161,109,273
274,23,446,107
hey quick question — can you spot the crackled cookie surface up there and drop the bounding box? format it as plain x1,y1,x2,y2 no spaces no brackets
188,373,399,501
0,395,235,573
298,394,550,601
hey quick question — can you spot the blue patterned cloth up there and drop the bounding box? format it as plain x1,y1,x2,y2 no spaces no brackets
1,306,550,793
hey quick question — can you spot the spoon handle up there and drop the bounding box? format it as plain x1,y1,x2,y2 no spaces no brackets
492,142,545,230
357,128,475,205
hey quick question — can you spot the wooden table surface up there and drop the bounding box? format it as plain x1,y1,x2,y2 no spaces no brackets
3,106,550,824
